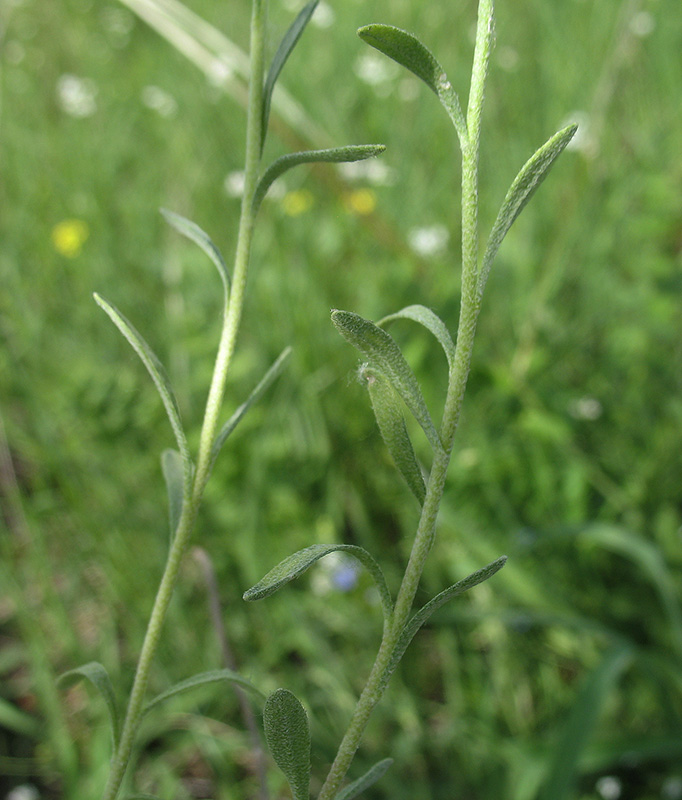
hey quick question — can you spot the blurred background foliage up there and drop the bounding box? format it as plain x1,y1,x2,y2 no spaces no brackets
1,0,682,797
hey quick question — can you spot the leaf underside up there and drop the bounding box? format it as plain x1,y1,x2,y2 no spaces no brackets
263,689,311,800
336,757,394,800
161,448,184,543
58,661,119,748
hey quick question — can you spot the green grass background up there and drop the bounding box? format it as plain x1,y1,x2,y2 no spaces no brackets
1,0,682,797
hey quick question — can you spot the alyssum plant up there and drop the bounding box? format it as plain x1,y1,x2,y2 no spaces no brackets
60,0,576,797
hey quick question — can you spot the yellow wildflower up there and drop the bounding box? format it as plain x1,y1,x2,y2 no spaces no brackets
281,189,314,216
343,188,377,216
52,219,89,258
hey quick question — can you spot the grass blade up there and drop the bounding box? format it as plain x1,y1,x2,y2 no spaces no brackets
252,145,386,216
336,758,394,800
58,662,119,749
379,304,456,373
93,293,191,478
332,309,443,453
160,449,184,543
479,124,577,297
263,689,311,800
261,0,319,150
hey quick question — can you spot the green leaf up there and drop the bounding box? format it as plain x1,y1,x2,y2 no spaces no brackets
336,758,394,800
539,644,633,800
382,557,507,687
379,304,456,373
253,145,386,216
243,543,393,623
261,0,319,150
142,669,266,719
126,795,162,800
0,697,39,738
93,293,192,480
58,661,119,748
479,124,578,296
263,689,311,800
358,24,467,144
361,365,426,505
332,309,443,453
160,208,230,305
210,347,292,468
161,449,184,543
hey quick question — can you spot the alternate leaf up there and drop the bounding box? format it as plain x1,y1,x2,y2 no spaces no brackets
382,557,507,688
252,145,386,216
332,309,443,453
142,668,266,719
379,304,456,373
210,347,292,468
479,124,578,297
263,689,311,800
161,449,184,543
160,208,230,305
58,661,119,748
358,24,467,144
93,293,192,478
261,0,319,150
243,543,393,623
362,366,426,505
336,758,394,800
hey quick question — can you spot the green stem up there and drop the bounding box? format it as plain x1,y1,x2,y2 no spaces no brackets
317,3,494,797
100,3,268,798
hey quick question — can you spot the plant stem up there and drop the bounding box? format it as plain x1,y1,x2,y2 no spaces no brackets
317,3,494,797
100,3,267,797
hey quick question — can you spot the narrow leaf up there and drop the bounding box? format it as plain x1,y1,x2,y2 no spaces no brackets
361,366,426,505
332,309,443,453
336,758,394,800
358,24,467,143
382,557,507,687
0,697,40,738
142,669,266,718
210,347,292,468
253,145,386,216
243,543,393,623
160,208,230,304
58,662,119,748
93,293,191,477
161,449,184,543
263,689,311,800
261,0,319,150
126,795,162,800
479,124,578,296
379,304,456,373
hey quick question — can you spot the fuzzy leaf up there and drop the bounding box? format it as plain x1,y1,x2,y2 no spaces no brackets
160,209,230,304
263,689,311,800
161,449,184,543
379,304,456,373
93,293,192,479
244,543,393,623
332,309,443,453
210,347,292,468
362,366,426,505
261,0,319,150
253,145,386,215
142,669,265,719
358,24,466,142
336,758,394,800
480,124,578,296
382,557,507,688
58,662,119,748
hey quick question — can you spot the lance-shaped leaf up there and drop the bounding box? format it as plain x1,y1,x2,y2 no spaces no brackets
379,304,456,373
210,347,291,469
361,366,426,505
93,293,192,479
263,689,311,800
380,556,507,689
336,758,394,800
252,145,386,216
479,124,578,297
261,0,319,150
58,662,119,748
126,795,162,800
161,449,184,544
160,208,230,306
358,24,467,145
243,543,393,623
142,668,266,719
332,309,444,454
